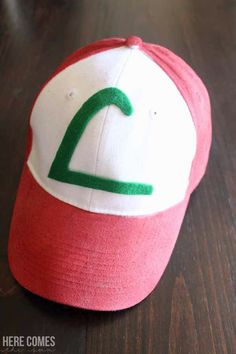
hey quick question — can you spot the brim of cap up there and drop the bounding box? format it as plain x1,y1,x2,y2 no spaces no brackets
8,165,190,311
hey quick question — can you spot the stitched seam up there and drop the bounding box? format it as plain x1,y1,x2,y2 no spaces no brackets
88,49,133,209
142,48,198,191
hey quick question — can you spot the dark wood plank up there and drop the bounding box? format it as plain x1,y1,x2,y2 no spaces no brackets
0,0,235,353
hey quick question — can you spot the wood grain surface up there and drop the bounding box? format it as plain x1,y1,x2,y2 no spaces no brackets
0,0,235,353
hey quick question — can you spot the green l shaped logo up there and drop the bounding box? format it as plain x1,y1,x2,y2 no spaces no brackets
48,87,153,195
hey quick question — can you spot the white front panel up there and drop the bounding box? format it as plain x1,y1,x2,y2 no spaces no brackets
28,46,197,216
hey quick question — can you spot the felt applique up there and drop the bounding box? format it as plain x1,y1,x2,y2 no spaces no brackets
48,87,153,195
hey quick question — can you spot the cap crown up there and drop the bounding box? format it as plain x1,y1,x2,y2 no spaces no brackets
27,39,209,216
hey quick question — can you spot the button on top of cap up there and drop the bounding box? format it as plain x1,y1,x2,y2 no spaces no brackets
126,36,142,49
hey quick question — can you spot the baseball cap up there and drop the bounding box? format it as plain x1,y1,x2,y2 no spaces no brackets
8,36,212,311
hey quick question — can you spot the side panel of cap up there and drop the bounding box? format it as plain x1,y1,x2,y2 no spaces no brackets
25,38,126,159
28,47,133,211
142,44,212,194
28,45,197,216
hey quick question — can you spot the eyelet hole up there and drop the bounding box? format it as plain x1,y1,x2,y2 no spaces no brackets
66,89,77,100
150,109,158,119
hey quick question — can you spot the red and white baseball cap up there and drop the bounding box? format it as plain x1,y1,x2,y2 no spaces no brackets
8,36,211,311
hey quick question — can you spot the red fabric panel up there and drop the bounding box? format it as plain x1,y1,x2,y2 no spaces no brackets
9,166,189,311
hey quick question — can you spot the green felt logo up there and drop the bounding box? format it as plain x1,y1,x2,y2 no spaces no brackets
48,87,153,195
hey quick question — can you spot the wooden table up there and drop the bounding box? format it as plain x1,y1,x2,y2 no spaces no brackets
0,1,235,353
